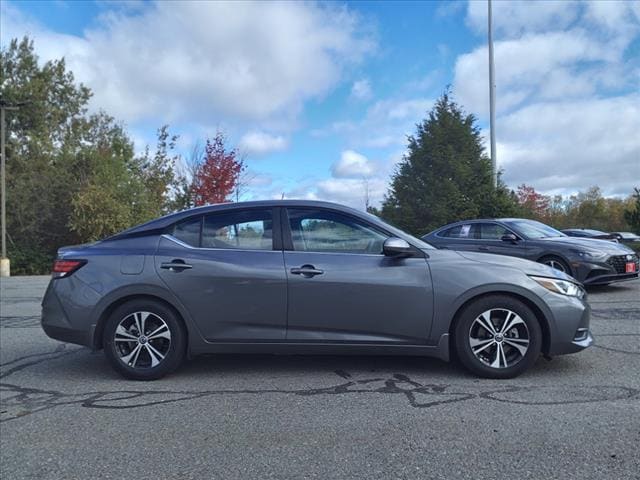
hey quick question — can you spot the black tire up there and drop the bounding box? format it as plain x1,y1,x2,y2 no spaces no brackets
454,295,542,379
538,256,571,276
103,299,186,380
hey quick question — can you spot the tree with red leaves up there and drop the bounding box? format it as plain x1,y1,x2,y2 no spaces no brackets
191,132,244,206
517,184,551,219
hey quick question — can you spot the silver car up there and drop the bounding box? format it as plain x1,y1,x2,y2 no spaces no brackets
41,200,593,380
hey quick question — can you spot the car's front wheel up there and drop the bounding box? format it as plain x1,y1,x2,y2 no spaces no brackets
538,256,571,276
454,295,542,379
103,299,186,380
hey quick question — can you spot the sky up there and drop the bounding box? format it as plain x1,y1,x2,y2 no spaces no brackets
1,0,639,209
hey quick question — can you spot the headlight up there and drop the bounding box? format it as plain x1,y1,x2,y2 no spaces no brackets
530,276,585,298
575,249,608,261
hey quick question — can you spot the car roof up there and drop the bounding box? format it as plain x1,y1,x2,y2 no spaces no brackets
106,200,376,240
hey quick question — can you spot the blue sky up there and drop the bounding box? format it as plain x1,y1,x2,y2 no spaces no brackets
2,0,639,208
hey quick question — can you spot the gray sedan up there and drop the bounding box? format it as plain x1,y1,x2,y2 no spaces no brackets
42,201,592,380
423,219,639,285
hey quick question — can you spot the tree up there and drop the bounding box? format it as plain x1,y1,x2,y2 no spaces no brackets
517,184,551,220
1,37,186,271
190,132,244,206
380,93,519,235
132,125,187,215
624,187,640,233
1,37,92,270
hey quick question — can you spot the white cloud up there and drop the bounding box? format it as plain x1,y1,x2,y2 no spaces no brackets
350,79,373,101
453,29,621,116
315,96,433,149
331,150,376,178
496,95,640,196
466,0,580,37
239,131,288,156
1,1,374,127
452,0,640,197
315,177,388,209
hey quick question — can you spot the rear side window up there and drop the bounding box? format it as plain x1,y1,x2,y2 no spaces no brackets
202,209,273,250
478,223,510,240
440,224,473,238
172,217,201,247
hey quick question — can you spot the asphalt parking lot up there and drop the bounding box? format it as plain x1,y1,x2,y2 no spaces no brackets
1,276,639,479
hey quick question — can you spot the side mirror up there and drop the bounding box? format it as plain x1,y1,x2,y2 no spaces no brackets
383,237,413,257
501,233,518,243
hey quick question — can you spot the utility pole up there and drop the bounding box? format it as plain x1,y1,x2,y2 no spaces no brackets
0,101,23,277
488,0,497,188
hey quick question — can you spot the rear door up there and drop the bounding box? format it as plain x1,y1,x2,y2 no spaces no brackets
155,208,287,341
283,207,433,344
435,223,480,251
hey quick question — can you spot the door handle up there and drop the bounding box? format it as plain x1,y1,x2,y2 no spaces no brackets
290,265,324,277
160,260,193,271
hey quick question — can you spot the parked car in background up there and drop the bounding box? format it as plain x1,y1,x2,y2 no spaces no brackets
611,232,640,244
423,218,639,286
561,228,618,242
42,201,593,380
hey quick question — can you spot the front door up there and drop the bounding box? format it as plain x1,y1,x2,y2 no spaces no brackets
475,222,527,258
155,208,287,341
283,208,433,344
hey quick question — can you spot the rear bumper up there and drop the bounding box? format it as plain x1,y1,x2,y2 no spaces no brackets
41,323,94,347
41,279,97,348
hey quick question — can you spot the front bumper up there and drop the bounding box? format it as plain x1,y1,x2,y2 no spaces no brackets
543,291,594,356
572,254,639,285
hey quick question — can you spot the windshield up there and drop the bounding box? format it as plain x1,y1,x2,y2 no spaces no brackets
362,211,436,249
505,220,567,240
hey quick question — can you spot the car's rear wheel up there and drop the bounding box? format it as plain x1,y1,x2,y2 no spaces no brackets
454,295,542,379
538,256,571,276
103,299,186,380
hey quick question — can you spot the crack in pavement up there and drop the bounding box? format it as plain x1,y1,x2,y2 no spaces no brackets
1,347,638,423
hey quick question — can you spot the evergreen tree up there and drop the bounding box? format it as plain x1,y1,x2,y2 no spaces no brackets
381,93,519,235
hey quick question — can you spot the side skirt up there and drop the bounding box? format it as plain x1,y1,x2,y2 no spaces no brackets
189,333,450,362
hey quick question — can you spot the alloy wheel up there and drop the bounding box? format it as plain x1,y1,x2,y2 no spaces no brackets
468,308,530,369
114,311,171,369
543,259,566,273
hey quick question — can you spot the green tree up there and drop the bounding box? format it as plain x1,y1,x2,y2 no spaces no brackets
1,37,185,272
132,125,188,215
1,37,92,271
381,93,519,235
624,187,640,233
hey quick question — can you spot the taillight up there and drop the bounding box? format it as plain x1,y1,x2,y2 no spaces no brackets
52,259,86,279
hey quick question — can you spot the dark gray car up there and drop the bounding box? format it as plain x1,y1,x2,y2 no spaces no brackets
423,219,639,286
42,201,593,380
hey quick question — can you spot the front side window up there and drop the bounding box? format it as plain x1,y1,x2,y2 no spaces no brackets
288,208,387,254
202,209,273,250
478,223,510,240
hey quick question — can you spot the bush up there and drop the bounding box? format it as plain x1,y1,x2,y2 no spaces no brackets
7,244,54,275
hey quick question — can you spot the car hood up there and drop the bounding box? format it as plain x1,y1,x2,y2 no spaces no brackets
455,251,576,282
537,236,634,254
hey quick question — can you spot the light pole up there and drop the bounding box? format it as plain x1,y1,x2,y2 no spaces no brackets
0,100,24,277
488,0,497,188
